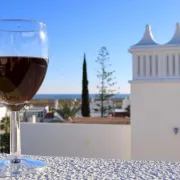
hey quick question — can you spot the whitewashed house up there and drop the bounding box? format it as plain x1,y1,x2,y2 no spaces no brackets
122,97,130,110
21,106,49,122
90,98,114,116
129,23,180,161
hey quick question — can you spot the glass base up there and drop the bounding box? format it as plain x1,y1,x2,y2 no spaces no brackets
0,157,46,177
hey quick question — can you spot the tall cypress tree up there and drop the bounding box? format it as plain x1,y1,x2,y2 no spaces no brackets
81,54,90,117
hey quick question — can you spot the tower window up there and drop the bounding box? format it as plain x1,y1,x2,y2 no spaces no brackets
166,56,169,76
149,55,152,76
172,55,175,76
155,55,158,76
143,56,146,76
137,56,140,76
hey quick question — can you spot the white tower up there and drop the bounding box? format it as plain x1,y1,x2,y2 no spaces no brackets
54,99,59,110
129,23,180,161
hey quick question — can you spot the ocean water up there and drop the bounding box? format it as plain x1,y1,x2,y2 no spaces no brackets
33,94,130,100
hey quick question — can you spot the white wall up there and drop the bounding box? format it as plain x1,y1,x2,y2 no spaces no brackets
21,123,131,160
131,82,180,161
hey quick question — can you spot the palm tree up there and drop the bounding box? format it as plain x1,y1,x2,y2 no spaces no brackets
0,116,10,134
55,100,80,121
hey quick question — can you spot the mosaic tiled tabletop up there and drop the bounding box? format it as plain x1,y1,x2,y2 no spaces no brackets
0,155,180,179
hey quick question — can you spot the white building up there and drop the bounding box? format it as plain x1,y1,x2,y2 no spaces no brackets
90,99,114,116
122,97,130,110
129,23,180,161
21,106,48,122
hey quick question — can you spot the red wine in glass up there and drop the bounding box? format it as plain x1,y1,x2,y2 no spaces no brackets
0,56,48,110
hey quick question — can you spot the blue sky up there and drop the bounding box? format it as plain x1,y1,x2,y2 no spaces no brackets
1,0,180,94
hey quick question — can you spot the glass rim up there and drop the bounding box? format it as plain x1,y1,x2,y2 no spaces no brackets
0,19,47,32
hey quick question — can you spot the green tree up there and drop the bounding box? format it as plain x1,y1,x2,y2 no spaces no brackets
0,116,10,134
56,101,80,120
0,133,10,153
0,116,10,153
81,54,90,117
96,47,117,117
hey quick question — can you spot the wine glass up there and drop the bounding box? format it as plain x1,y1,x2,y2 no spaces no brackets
0,19,48,177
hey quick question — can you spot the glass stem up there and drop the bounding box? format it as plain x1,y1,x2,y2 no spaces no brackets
10,111,21,158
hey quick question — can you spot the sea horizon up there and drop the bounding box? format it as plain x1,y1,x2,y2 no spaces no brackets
34,93,130,100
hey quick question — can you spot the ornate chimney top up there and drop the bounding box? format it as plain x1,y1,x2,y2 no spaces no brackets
131,24,158,48
166,23,180,45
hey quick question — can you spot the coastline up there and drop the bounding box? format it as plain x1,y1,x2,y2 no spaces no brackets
33,94,130,100
29,94,128,107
